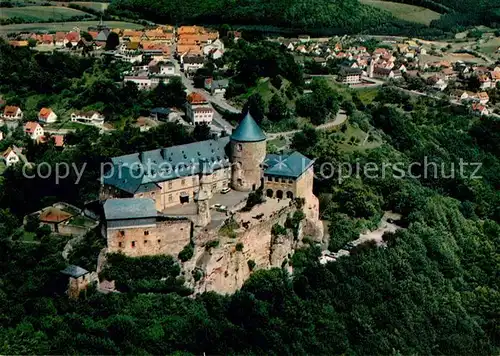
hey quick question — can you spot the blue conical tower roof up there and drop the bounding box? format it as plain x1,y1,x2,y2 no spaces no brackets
230,112,266,142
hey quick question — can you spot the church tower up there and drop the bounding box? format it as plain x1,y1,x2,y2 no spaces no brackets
230,112,267,192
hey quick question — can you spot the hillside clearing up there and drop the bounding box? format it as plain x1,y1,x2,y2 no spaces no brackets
0,6,90,21
359,0,441,25
0,20,143,34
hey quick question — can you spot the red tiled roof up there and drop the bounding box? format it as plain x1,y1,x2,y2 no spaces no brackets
187,92,207,104
39,207,72,223
53,135,64,147
24,121,40,134
39,107,52,118
4,105,19,116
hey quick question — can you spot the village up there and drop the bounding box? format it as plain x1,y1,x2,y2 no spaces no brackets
1,21,500,298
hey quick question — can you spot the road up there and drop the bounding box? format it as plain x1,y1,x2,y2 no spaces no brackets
179,71,237,132
267,110,348,139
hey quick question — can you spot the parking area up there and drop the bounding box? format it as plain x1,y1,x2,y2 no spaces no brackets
162,189,248,220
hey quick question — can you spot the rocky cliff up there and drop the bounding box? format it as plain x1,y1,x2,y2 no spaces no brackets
182,201,324,295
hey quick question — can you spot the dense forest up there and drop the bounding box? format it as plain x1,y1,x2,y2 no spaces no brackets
1,36,500,354
107,0,499,38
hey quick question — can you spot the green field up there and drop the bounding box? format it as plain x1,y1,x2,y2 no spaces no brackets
0,20,143,34
359,0,442,25
72,1,109,12
0,6,91,21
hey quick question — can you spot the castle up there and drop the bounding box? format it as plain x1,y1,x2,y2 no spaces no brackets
100,113,318,257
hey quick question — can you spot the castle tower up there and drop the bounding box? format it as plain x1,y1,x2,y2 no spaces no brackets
195,188,211,227
230,112,267,192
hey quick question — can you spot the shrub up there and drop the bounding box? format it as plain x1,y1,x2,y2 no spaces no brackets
271,223,287,236
205,240,220,250
236,242,244,251
247,259,256,271
178,243,194,262
192,269,203,282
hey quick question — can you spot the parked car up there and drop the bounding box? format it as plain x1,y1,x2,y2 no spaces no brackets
216,205,228,212
211,203,222,210
221,187,231,194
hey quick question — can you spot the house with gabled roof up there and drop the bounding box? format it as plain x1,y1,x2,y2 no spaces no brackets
2,145,28,167
186,92,213,124
471,103,489,116
24,121,44,141
1,105,23,120
38,107,57,124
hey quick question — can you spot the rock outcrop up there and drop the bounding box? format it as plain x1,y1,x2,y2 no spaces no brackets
182,201,324,295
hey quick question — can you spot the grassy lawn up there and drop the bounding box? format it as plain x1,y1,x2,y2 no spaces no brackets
359,0,441,25
0,6,91,21
0,20,143,34
335,124,382,153
355,87,379,105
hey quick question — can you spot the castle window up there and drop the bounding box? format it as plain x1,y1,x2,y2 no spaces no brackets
168,194,173,202
144,231,149,236
131,241,136,248
144,240,148,245
118,242,123,248
168,182,172,189
157,239,161,244
267,176,272,182
288,179,293,184
281,178,286,183
119,230,125,236
181,179,186,186
236,143,242,151
192,176,196,184
274,177,279,182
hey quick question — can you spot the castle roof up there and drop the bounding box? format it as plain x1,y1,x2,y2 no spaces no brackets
264,151,314,178
103,137,231,194
60,265,89,278
230,112,266,142
104,198,157,220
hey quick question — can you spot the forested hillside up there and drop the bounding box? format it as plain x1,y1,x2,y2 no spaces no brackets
107,0,449,37
108,0,499,37
0,42,499,353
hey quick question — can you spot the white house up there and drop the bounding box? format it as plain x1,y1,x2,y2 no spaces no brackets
159,61,176,75
38,107,57,124
186,92,214,125
70,111,105,126
204,78,229,95
124,75,152,90
24,121,45,141
2,145,27,167
1,106,23,120
182,55,205,73
471,103,489,117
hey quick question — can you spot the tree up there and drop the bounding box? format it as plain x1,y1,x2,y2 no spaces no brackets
267,94,289,122
81,31,93,41
193,123,211,141
243,93,266,124
105,32,120,50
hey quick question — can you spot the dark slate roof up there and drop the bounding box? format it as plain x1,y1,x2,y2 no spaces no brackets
96,29,110,42
103,137,230,194
264,151,314,178
61,265,89,278
339,66,362,75
103,198,157,220
230,112,266,142
184,55,205,64
212,79,229,89
150,107,171,115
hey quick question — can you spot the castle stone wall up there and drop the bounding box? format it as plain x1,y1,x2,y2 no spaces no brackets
106,219,191,257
